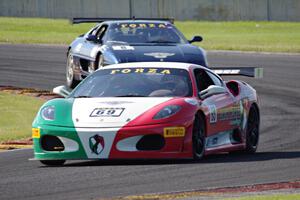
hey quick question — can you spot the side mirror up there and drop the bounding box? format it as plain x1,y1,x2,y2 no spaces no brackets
189,36,203,43
86,35,98,42
53,85,71,98
199,85,227,99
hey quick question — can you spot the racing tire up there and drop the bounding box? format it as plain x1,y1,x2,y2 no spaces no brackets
244,105,260,153
192,114,206,160
66,52,80,89
96,53,104,69
40,160,66,166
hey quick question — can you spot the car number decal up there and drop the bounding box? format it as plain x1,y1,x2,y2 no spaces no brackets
90,108,125,117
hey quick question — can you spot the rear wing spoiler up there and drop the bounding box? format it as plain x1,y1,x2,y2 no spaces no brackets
212,67,263,78
72,17,175,24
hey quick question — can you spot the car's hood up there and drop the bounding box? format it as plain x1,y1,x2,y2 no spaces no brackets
107,43,206,66
72,97,172,128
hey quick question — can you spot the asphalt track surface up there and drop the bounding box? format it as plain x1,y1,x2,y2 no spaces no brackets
0,44,300,200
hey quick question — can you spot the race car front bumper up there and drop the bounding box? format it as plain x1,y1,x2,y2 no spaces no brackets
32,118,194,160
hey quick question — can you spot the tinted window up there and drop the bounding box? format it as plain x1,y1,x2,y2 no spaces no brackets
70,68,192,98
194,69,215,91
104,23,187,44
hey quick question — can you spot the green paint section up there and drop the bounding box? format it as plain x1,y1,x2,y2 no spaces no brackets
33,98,75,127
1,17,300,53
0,91,44,142
223,193,300,200
33,98,88,160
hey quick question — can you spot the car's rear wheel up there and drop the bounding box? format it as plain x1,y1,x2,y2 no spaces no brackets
66,53,80,89
192,114,206,160
40,160,66,166
244,105,260,153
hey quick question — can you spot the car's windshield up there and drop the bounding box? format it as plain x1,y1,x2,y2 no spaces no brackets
70,67,192,98
104,22,187,45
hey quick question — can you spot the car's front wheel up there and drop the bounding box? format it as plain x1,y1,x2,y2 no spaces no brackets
66,53,80,89
192,114,206,160
244,105,260,153
96,53,104,69
40,160,66,166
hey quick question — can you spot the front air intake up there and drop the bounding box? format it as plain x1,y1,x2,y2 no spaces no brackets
136,134,165,151
41,135,65,151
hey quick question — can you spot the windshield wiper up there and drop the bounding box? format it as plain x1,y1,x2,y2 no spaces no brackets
147,40,177,44
74,95,92,98
115,94,147,97
107,40,129,44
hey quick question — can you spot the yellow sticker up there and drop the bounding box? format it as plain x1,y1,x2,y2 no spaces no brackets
32,128,40,138
164,127,185,138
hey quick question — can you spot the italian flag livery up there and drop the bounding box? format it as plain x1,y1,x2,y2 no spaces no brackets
32,62,261,165
32,97,196,160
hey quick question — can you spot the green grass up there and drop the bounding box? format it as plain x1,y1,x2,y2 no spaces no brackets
0,92,44,142
0,17,300,52
223,193,300,200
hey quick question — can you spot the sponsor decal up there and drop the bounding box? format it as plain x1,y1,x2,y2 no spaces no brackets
164,127,185,138
90,108,125,117
112,45,134,51
144,52,175,59
208,105,217,123
205,131,232,149
32,128,40,138
120,23,168,29
110,68,171,75
89,134,105,155
217,104,241,122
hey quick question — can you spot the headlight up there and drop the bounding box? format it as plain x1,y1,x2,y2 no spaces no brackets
153,105,181,120
41,106,55,121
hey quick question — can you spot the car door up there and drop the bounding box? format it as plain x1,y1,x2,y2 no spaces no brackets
194,68,241,146
79,24,108,60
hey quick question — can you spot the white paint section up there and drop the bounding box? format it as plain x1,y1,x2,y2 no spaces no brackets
76,128,118,159
116,135,143,152
58,137,79,152
72,97,171,128
112,45,134,50
205,131,232,149
72,97,171,158
75,43,83,52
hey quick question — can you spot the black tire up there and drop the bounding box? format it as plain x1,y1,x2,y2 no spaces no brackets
192,114,206,160
40,160,66,166
244,105,260,153
66,53,80,89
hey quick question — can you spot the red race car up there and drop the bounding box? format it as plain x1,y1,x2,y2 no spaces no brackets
32,62,263,165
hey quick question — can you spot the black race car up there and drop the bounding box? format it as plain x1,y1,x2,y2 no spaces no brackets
67,18,207,88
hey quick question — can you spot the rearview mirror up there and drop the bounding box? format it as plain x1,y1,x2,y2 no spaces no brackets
189,36,203,43
53,85,71,98
199,85,227,99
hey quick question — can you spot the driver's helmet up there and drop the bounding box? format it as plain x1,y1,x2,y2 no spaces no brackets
161,76,189,96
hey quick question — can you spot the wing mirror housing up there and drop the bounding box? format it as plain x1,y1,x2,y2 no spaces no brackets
53,85,71,98
189,36,203,43
86,35,99,42
199,85,227,99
